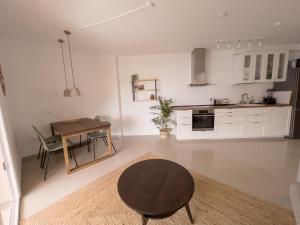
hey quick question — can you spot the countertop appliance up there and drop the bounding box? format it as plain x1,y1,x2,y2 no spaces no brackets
263,89,277,104
192,107,214,131
274,62,300,138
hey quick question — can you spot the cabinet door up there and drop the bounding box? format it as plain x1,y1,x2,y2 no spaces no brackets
265,53,276,81
274,52,289,82
232,54,253,83
269,107,290,136
245,122,266,137
178,124,192,139
253,53,265,82
215,122,244,138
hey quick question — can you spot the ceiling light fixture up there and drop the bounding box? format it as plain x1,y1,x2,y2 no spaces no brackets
275,21,282,27
217,11,228,18
64,30,81,97
216,42,220,49
237,40,241,49
258,40,263,47
77,2,154,30
248,40,252,47
58,39,71,97
227,41,231,49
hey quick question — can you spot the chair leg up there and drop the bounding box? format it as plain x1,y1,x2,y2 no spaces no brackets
68,149,73,159
44,152,51,181
70,149,78,167
103,137,108,146
40,149,45,168
112,142,117,153
37,143,42,159
93,140,96,159
87,138,90,152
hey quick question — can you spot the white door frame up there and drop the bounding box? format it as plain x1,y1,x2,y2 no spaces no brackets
0,106,20,225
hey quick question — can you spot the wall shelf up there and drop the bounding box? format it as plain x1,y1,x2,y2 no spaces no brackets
131,78,159,102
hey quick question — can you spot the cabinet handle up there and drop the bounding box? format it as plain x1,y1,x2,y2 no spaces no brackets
226,122,233,124
251,122,260,124
181,124,191,126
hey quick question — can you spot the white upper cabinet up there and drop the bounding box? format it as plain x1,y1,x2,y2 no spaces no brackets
232,50,289,84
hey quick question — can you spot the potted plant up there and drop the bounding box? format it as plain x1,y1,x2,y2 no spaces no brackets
150,98,176,139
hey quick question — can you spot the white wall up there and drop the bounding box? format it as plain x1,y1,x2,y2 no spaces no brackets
0,37,121,158
118,51,273,135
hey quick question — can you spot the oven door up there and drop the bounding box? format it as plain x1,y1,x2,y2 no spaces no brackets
192,114,214,131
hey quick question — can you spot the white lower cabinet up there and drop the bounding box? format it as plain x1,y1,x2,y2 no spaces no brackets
269,107,291,136
215,122,244,138
245,122,267,137
175,106,291,140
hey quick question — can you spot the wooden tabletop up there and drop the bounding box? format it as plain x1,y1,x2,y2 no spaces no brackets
50,118,110,136
117,159,194,218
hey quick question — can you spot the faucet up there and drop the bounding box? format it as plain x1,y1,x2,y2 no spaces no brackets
241,93,249,104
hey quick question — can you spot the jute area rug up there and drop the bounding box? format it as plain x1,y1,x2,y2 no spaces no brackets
21,153,295,225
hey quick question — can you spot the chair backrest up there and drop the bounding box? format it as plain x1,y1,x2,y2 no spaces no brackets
32,125,49,151
32,125,45,139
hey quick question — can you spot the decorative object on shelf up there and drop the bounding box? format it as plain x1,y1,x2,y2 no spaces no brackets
150,98,176,139
64,30,81,97
131,74,139,81
58,39,71,97
150,94,155,100
216,38,263,50
131,78,159,101
0,64,6,96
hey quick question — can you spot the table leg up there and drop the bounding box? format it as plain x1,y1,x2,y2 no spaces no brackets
62,136,71,174
141,215,148,225
185,203,194,224
106,126,113,155
50,125,55,136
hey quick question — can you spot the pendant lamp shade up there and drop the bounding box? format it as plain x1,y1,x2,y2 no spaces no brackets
64,30,81,96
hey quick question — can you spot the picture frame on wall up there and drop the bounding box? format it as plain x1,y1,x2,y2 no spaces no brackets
0,64,6,96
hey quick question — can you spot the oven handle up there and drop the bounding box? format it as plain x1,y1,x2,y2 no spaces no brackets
193,114,214,117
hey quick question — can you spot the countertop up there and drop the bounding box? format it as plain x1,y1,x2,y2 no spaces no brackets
172,104,291,111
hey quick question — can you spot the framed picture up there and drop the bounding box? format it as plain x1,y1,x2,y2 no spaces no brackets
0,65,6,96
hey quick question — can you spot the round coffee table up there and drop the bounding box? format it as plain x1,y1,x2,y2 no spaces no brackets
118,159,195,225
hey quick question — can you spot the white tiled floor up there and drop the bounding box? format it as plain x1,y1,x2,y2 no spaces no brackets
21,135,300,219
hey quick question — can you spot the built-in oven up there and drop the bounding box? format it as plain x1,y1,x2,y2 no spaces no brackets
192,107,214,131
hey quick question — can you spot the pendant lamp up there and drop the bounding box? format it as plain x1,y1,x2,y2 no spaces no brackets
64,30,81,96
58,39,71,97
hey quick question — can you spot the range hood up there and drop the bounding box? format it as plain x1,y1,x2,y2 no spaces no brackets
189,48,210,86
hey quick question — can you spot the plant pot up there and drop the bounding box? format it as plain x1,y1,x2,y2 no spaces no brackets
160,130,169,139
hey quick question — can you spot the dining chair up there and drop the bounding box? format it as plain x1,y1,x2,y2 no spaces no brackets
37,133,78,181
86,116,116,159
32,125,61,161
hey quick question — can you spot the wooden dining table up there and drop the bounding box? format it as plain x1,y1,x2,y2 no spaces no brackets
50,118,113,174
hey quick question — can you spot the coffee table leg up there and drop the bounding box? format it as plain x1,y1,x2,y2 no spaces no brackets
141,215,148,225
185,203,194,224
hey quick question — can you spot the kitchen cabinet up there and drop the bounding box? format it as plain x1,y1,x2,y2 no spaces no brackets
232,53,253,83
175,106,291,140
269,107,291,136
232,51,289,83
215,122,244,138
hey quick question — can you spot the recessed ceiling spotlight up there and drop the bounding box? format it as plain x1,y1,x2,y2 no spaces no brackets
217,11,228,18
248,40,252,47
237,40,241,49
275,21,282,27
217,42,220,49
258,40,263,47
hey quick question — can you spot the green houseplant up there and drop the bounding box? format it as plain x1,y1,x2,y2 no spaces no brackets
150,98,176,138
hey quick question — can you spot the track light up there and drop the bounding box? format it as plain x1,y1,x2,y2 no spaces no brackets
217,42,220,50
237,40,241,49
227,41,231,49
248,40,252,47
258,40,263,47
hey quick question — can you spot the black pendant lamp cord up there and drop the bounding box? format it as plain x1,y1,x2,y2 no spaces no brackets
58,39,68,89
65,31,76,88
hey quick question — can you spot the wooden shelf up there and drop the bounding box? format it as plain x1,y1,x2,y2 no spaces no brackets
131,78,159,102
134,89,158,92
133,79,158,82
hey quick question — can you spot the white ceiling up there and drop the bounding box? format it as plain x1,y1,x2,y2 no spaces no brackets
1,0,300,55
